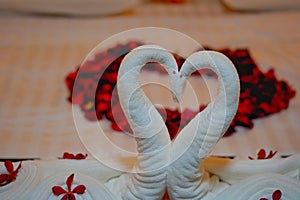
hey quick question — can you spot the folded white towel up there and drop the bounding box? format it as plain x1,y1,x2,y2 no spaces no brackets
221,0,300,11
0,0,140,16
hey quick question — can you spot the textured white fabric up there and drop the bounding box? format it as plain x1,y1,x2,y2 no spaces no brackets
0,160,119,200
1,45,300,199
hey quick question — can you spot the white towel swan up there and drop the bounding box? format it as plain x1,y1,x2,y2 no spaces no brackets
116,45,178,199
166,50,240,199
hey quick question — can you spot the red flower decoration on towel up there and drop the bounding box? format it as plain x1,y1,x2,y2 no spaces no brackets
65,41,296,139
52,173,86,200
63,152,88,160
260,189,282,200
248,148,277,160
0,160,22,187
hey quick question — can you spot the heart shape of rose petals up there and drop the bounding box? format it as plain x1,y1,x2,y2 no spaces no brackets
66,41,296,139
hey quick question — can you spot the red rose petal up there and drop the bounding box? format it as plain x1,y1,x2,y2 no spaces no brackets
69,194,76,200
166,121,180,140
15,162,22,172
267,150,277,159
74,153,87,160
61,195,68,200
63,152,87,160
63,152,75,159
4,160,13,173
249,148,277,160
111,121,122,131
272,189,282,200
96,102,110,113
0,174,8,184
257,149,266,159
72,185,86,194
66,174,74,191
71,92,84,105
10,162,22,180
52,186,67,196
65,70,78,91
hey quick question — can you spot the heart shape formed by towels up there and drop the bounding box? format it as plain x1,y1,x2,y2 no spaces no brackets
117,45,240,199
118,44,239,153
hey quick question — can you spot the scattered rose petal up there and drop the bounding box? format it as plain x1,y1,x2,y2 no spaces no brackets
52,186,67,196
272,190,282,200
63,152,88,160
0,160,22,187
260,189,282,200
249,148,277,160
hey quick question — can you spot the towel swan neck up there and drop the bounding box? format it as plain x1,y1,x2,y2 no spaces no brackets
117,45,178,199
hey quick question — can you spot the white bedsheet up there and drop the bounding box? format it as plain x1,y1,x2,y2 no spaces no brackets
0,1,299,159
